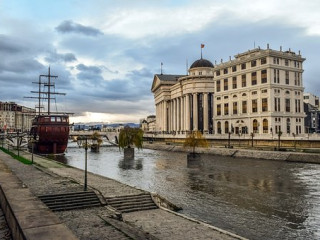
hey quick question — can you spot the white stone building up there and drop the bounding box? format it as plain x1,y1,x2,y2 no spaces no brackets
0,102,35,132
151,47,306,137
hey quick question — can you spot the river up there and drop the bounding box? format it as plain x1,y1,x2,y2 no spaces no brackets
61,144,320,240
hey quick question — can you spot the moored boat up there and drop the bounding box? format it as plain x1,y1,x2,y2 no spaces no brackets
26,67,70,154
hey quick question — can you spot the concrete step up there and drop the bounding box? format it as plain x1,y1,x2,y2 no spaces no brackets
38,191,102,211
106,193,158,213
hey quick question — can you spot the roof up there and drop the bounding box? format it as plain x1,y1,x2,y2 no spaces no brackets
155,74,186,81
190,58,214,69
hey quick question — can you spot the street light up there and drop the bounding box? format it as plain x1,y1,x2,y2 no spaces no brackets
77,136,89,191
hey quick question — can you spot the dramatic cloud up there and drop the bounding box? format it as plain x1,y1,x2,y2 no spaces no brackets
55,20,103,36
1,0,320,123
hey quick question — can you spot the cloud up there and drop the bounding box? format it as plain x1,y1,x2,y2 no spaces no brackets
55,20,103,36
45,50,77,63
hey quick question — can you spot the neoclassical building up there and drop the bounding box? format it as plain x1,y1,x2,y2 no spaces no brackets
151,46,306,136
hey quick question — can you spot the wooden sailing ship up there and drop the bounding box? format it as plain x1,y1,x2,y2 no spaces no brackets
26,67,70,154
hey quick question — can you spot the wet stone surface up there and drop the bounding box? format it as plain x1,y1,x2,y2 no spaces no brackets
0,208,12,240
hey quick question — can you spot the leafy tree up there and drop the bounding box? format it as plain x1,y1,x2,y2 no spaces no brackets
91,131,103,145
118,126,144,150
183,131,208,155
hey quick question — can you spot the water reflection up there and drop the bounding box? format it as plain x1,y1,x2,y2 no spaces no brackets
118,158,143,170
63,147,320,240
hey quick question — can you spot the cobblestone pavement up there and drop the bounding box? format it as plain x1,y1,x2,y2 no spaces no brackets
123,209,237,240
0,208,12,240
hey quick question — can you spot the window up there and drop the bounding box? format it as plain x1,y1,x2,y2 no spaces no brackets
217,121,221,134
241,63,246,70
273,58,280,64
252,91,257,95
262,98,268,112
216,70,220,76
242,100,247,113
199,71,202,75
242,93,247,97
286,118,291,134
224,96,229,99
224,68,228,74
262,119,268,133
233,102,238,114
225,121,229,134
242,74,246,87
224,79,228,91
252,99,258,112
274,69,280,83
233,95,237,98
217,97,221,100
224,103,229,115
232,65,237,72
251,72,257,85
217,104,221,115
232,77,237,89
253,119,258,133
285,59,289,66
295,99,301,113
285,99,290,112
217,80,221,92
274,97,280,112
251,60,257,67
261,89,267,93
261,57,267,64
285,71,289,84
261,69,267,83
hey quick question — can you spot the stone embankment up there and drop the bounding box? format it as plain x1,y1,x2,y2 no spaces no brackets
144,142,320,163
0,149,247,240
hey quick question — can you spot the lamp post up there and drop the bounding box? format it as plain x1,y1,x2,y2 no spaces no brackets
228,132,231,148
250,132,254,147
77,136,89,191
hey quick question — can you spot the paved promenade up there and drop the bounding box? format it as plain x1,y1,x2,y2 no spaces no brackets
0,149,246,240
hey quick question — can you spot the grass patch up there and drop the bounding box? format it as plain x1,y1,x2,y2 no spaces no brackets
0,147,32,165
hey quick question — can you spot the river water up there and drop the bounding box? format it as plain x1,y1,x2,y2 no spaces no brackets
62,144,320,240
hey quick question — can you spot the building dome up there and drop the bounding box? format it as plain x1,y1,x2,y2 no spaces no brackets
190,58,214,69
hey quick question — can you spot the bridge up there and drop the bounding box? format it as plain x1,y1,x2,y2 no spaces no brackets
69,131,119,146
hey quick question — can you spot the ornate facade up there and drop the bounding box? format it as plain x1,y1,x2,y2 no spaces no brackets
151,47,306,136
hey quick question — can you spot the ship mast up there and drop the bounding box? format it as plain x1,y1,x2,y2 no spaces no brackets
25,67,66,115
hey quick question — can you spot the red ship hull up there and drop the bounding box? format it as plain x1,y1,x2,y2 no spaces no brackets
30,115,69,154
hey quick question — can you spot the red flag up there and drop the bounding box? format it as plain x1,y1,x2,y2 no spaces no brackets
201,44,205,48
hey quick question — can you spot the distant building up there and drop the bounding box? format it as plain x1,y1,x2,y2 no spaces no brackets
0,101,35,132
303,93,320,133
303,93,319,109
151,46,306,136
140,115,156,132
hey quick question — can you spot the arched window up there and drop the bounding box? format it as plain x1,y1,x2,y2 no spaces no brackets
217,121,221,134
225,121,229,134
263,119,268,133
233,95,237,98
253,119,258,133
242,93,247,97
286,118,290,134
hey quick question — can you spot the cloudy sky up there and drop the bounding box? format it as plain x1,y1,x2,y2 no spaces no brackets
1,0,320,124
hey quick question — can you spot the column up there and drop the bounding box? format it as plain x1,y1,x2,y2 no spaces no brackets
181,96,185,131
185,95,190,131
203,93,208,132
173,99,176,131
193,93,198,130
177,98,180,131
164,101,167,132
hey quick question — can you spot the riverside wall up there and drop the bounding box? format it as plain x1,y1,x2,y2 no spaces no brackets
143,142,320,164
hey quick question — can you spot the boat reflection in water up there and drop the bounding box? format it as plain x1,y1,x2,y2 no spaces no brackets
62,146,320,240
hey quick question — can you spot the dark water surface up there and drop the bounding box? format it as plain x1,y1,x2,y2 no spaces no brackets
62,146,320,240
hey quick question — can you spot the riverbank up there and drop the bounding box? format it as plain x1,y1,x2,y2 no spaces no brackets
0,149,246,240
143,142,320,163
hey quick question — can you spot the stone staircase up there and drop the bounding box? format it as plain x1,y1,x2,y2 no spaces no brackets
38,191,102,211
106,193,158,213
